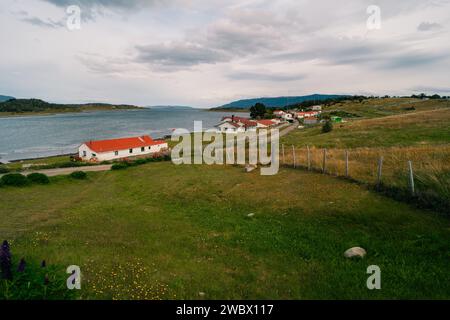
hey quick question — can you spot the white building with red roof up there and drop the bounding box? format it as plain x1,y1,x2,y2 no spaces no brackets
256,119,277,128
297,111,320,119
78,135,168,162
216,115,278,132
273,110,286,118
215,121,246,133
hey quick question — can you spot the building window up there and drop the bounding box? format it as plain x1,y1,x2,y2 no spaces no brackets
83,151,87,157
149,146,151,150
141,147,145,152
92,153,96,157
129,149,133,154
115,151,119,156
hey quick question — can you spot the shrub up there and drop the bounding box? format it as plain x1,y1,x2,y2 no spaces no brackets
27,173,50,185
133,159,148,165
322,120,333,133
0,241,76,299
1,174,29,187
0,166,10,174
70,171,87,180
111,163,129,170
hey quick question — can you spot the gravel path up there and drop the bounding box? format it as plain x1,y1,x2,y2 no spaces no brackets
1,164,112,178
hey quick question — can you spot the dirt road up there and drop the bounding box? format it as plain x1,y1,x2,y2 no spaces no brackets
1,164,113,178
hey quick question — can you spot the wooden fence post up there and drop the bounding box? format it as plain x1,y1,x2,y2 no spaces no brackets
408,161,415,196
282,144,285,165
307,146,311,171
322,149,327,174
345,150,349,177
292,145,296,168
377,156,383,186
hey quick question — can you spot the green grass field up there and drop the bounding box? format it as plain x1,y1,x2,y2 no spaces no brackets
1,162,449,299
322,97,450,119
283,108,450,149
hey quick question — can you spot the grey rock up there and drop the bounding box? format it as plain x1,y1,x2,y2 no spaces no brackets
344,247,367,258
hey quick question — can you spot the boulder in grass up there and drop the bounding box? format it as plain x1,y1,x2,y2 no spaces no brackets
245,165,257,173
344,247,367,259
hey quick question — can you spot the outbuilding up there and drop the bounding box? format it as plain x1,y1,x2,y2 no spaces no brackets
78,135,168,162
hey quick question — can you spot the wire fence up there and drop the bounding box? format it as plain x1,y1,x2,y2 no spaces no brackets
281,144,450,214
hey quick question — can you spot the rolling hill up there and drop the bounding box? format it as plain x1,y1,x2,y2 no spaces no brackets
0,95,15,102
0,98,141,114
213,94,349,110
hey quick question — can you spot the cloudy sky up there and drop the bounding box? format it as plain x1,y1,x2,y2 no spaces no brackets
1,0,449,107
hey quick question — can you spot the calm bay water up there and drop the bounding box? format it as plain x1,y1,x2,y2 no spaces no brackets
0,108,245,162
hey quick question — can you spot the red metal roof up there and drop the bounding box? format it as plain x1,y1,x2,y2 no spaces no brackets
84,136,166,153
257,120,276,126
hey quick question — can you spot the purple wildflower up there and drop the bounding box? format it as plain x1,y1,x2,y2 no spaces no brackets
17,258,26,273
0,240,12,280
44,274,49,285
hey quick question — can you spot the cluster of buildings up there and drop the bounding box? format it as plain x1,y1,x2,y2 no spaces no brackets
77,104,340,162
273,105,323,125
215,115,280,133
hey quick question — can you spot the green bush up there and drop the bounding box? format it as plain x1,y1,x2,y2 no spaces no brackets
133,159,148,165
111,163,129,170
27,173,50,185
70,171,87,180
0,166,10,174
322,120,333,133
1,173,29,187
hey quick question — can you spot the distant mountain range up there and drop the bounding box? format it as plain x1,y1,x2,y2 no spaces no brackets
214,94,350,109
0,95,15,102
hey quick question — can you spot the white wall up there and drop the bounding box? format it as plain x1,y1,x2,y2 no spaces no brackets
78,143,168,162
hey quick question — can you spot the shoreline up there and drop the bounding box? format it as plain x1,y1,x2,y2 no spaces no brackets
5,153,76,164
0,107,143,119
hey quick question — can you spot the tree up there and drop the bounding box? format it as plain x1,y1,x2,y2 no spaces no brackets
250,103,266,119
322,120,333,133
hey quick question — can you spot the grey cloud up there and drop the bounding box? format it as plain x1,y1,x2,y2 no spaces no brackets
42,0,157,9
417,22,443,31
206,23,281,55
228,71,305,82
14,10,65,28
261,33,449,72
135,43,230,70
133,9,288,70
77,54,129,74
41,0,169,21
410,86,450,94
382,52,448,69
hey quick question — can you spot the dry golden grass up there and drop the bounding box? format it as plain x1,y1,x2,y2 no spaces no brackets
324,97,450,118
282,144,450,205
347,108,450,130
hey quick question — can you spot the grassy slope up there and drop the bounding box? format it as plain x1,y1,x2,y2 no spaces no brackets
323,97,450,118
282,105,450,149
1,163,449,299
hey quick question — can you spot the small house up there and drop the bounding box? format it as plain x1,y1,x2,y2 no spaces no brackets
304,117,318,125
78,135,168,162
273,110,286,118
215,121,245,133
